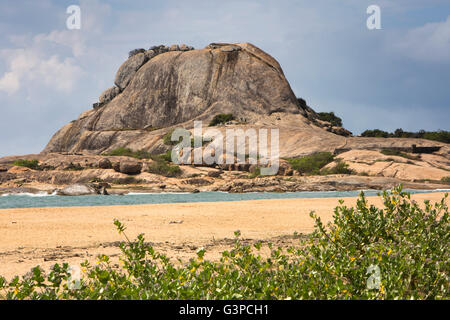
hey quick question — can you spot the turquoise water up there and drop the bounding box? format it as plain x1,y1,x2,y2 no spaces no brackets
0,189,448,209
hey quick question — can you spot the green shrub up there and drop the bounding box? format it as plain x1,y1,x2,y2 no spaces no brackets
317,112,343,127
147,160,181,177
64,163,85,171
163,129,178,146
442,177,450,184
104,147,132,156
112,177,142,185
286,152,335,175
322,160,353,175
209,113,234,126
191,136,211,148
248,167,261,178
12,159,40,170
422,131,450,144
380,149,418,160
150,150,173,163
1,186,447,300
104,148,152,159
361,129,391,138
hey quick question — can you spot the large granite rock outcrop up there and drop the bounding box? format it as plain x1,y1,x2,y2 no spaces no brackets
43,42,348,155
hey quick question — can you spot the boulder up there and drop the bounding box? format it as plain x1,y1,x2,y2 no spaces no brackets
144,49,157,60
169,44,180,51
98,158,112,169
0,172,16,183
237,163,251,172
97,182,111,188
112,162,121,172
179,44,189,51
128,48,146,58
150,45,169,54
119,161,142,175
207,170,223,178
330,126,353,137
101,187,109,195
114,52,148,90
92,102,103,110
99,86,120,104
57,183,99,196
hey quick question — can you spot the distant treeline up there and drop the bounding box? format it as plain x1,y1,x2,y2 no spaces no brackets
361,129,450,144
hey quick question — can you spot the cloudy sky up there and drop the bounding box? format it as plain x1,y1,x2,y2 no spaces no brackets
0,0,449,157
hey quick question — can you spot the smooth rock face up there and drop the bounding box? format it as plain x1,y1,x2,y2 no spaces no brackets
57,183,99,196
114,52,148,90
44,42,309,154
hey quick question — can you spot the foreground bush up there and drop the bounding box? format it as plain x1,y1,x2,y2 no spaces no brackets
0,186,448,300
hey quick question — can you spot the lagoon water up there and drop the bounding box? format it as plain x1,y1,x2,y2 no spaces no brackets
0,189,448,210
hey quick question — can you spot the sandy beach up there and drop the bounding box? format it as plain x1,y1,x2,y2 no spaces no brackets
0,192,447,280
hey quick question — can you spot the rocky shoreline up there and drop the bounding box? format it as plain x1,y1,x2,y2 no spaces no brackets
0,168,448,197
1,148,449,197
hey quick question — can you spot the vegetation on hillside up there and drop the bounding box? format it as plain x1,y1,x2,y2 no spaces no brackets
0,186,447,300
12,159,40,170
285,152,335,175
162,129,183,146
147,159,181,177
380,149,419,160
361,129,450,144
321,160,354,175
103,147,152,159
209,113,235,127
317,112,343,127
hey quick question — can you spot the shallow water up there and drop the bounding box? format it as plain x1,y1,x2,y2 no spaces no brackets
0,189,448,209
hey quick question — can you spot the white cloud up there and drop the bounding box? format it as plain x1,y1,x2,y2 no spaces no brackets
393,15,450,63
34,30,86,58
0,71,20,94
0,32,85,95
